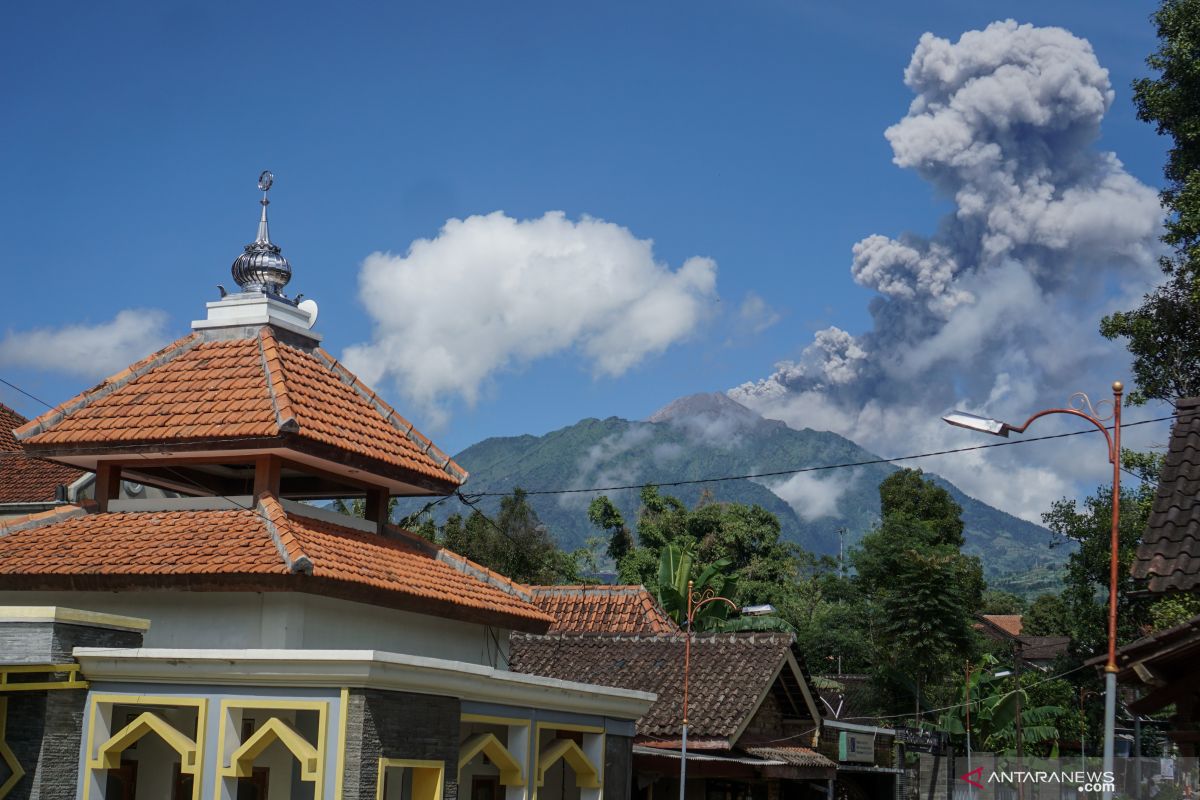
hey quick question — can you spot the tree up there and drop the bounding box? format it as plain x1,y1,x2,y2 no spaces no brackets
587,496,634,563
854,469,984,718
981,589,1025,616
427,490,583,585
1101,0,1200,403
1023,593,1071,636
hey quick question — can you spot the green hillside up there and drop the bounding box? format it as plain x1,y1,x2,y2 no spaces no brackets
398,393,1069,585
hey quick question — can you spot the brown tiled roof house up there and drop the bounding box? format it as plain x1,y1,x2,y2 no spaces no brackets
511,632,837,792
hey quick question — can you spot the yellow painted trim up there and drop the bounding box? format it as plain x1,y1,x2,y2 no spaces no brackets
92,711,199,772
0,606,150,631
535,722,603,734
461,713,531,728
535,740,600,789
376,758,444,800
458,732,524,786
0,698,27,800
228,717,320,780
334,688,349,800
214,698,329,800
83,694,207,800
0,663,87,692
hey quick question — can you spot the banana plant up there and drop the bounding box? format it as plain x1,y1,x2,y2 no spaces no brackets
655,543,736,631
934,654,1065,756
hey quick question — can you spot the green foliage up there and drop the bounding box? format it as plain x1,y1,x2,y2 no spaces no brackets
1102,0,1200,404
879,467,965,547
1149,593,1200,630
854,470,983,715
1041,464,1158,656
596,486,798,631
934,655,1072,756
428,490,583,585
1023,593,1071,636
588,496,634,563
981,589,1026,615
654,542,736,631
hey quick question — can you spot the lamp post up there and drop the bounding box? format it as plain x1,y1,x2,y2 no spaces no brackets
944,381,1124,799
679,581,773,800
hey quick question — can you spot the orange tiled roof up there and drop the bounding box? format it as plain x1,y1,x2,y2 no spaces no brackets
980,614,1023,637
0,495,550,631
529,585,680,634
13,328,465,491
0,403,82,503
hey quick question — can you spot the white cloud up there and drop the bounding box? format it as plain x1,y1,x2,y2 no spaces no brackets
764,471,854,522
736,292,781,335
731,20,1164,522
344,211,718,422
0,309,171,380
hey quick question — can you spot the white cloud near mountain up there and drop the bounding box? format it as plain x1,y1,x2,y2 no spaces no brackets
0,309,171,380
731,20,1163,521
344,211,718,424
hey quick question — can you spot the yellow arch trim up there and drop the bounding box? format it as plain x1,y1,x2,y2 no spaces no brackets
376,759,444,800
536,739,599,789
458,732,524,786
228,717,320,781
91,710,199,772
0,698,27,800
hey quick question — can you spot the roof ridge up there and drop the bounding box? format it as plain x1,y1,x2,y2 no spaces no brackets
310,348,468,485
255,494,313,574
13,334,201,441
0,502,94,536
431,546,537,604
257,328,300,433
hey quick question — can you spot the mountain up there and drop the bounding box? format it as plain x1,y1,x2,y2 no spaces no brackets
398,393,1068,591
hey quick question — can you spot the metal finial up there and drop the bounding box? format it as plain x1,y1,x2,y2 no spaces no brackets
232,170,292,295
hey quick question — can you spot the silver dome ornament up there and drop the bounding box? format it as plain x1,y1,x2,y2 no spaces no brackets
231,170,293,295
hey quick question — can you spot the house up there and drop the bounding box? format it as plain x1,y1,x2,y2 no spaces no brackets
1111,396,1200,759
527,585,679,635
0,176,654,800
0,402,82,520
974,614,1069,670
510,632,837,800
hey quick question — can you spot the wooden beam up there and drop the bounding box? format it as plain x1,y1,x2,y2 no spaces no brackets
95,463,122,512
364,487,390,532
252,455,282,497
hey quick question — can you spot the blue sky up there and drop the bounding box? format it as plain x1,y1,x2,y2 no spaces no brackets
0,1,1174,519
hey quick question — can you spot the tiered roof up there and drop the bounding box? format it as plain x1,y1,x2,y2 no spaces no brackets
0,403,82,503
528,585,679,635
14,327,465,495
0,495,551,631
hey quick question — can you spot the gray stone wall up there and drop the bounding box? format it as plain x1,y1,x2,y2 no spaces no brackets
0,621,142,665
605,734,633,800
341,689,461,800
0,619,143,799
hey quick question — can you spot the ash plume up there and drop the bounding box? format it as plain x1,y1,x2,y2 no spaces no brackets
731,20,1163,520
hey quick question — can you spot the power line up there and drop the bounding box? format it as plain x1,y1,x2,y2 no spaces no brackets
0,376,56,410
464,415,1178,497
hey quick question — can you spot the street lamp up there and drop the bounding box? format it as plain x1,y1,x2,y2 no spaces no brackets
679,580,775,800
943,382,1124,799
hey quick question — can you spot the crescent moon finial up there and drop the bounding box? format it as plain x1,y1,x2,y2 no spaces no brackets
258,170,274,193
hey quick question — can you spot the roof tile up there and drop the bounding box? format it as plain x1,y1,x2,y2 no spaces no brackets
14,328,466,490
1132,398,1200,592
529,585,680,634
0,403,83,503
0,496,549,630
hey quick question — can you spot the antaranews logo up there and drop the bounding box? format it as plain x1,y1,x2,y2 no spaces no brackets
959,766,1115,794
